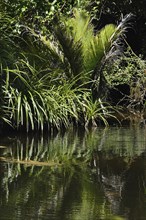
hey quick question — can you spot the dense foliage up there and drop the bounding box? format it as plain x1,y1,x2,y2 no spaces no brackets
0,0,146,132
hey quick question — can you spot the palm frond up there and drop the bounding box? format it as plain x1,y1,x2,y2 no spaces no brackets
85,24,117,73
54,22,83,79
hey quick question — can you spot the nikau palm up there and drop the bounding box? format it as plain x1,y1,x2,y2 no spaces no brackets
64,9,132,98
35,9,132,97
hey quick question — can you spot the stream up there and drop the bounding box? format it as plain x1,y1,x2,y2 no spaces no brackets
0,126,146,220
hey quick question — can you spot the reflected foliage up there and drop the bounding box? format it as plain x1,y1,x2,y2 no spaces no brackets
0,127,146,219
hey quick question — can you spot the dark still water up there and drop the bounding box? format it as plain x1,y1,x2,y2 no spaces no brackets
0,126,146,220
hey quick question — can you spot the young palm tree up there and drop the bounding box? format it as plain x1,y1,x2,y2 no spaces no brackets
63,9,132,100
33,9,132,99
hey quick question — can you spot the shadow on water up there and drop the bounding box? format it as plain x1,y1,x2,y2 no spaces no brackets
0,126,146,219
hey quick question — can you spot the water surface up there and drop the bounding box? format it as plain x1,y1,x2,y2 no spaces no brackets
0,126,146,220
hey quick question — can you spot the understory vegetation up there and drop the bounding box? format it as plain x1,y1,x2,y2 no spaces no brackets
0,0,146,132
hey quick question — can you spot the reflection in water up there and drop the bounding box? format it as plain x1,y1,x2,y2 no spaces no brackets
0,126,146,219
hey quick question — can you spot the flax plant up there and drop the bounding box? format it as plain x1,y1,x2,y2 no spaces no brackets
3,59,89,131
